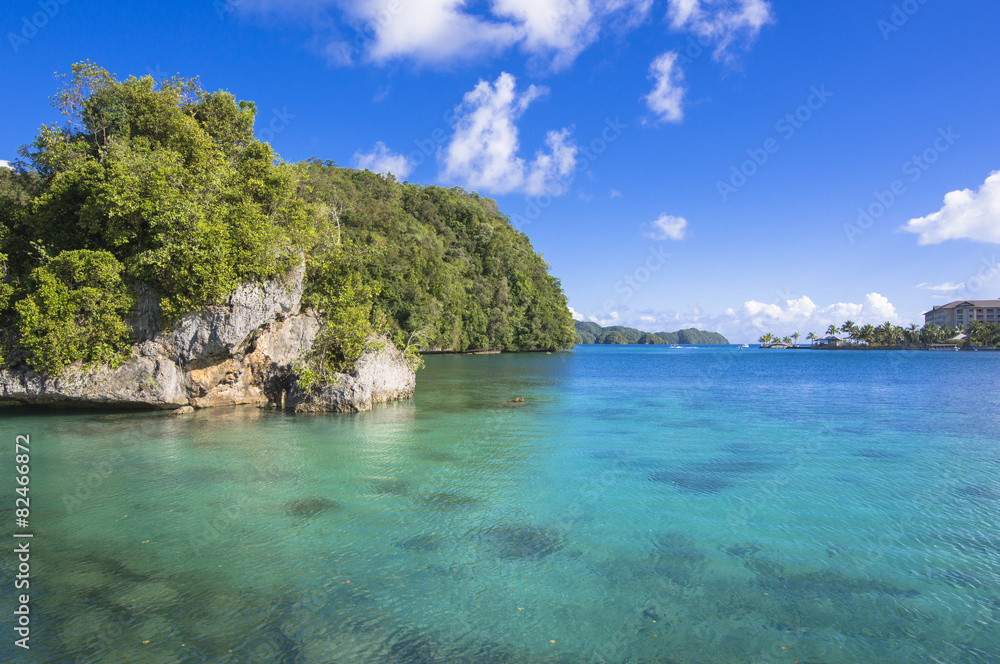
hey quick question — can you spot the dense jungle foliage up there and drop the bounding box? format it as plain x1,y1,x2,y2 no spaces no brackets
0,63,575,375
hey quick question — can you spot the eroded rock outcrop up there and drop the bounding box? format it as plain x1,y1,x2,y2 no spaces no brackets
0,266,415,412
286,336,417,413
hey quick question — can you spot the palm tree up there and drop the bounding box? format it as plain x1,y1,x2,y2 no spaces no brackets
841,320,858,344
826,324,838,336
791,332,801,346
758,333,774,346
858,324,875,345
806,332,817,342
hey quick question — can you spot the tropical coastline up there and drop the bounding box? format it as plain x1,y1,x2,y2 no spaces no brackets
4,4,1000,663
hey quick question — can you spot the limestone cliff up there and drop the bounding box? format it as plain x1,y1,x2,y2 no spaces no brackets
0,266,415,412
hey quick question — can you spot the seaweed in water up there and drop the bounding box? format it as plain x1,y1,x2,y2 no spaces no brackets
651,532,706,584
687,459,778,474
650,471,733,494
651,457,779,494
284,498,341,518
395,534,442,553
924,568,982,588
955,484,998,501
421,492,481,510
481,524,562,560
370,477,411,495
854,448,904,461
387,634,441,664
721,542,761,558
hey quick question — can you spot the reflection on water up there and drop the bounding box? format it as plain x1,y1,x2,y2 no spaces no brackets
1,347,999,663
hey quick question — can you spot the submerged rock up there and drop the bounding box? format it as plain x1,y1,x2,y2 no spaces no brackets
369,477,411,495
285,336,416,413
285,498,341,518
651,471,732,494
0,264,415,413
394,534,442,553
421,492,482,510
110,580,180,612
481,524,562,560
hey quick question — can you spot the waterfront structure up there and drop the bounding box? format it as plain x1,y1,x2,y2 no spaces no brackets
924,300,1000,330
812,335,843,347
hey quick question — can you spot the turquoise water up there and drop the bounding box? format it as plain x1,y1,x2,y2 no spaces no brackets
2,345,999,663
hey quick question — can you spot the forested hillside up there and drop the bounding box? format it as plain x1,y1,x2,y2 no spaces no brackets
296,162,576,353
575,321,729,345
0,63,575,377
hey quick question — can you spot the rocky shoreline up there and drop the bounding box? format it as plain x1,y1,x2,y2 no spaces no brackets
0,266,415,413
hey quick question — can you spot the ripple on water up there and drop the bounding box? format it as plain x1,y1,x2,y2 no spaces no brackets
395,534,443,552
650,457,779,494
480,524,562,560
370,477,411,495
420,492,483,510
854,448,905,461
285,497,342,518
955,484,999,501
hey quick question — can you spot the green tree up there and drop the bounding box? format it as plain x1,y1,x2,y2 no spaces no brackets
841,320,858,344
15,250,134,373
601,331,628,344
14,61,303,320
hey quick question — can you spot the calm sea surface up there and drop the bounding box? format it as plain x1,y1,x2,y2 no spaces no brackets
2,345,999,663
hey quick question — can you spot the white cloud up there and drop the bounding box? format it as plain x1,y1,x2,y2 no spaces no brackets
645,52,686,123
609,189,622,198
741,293,898,335
568,306,584,321
917,281,965,292
359,0,521,65
236,0,654,70
0,160,12,170
666,0,774,63
587,311,620,326
902,171,1000,245
579,292,905,343
440,72,577,196
644,213,688,241
352,141,413,178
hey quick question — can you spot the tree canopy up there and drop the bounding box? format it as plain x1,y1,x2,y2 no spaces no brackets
0,63,576,374
574,321,730,345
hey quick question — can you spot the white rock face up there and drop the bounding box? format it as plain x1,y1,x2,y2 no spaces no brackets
285,337,417,413
0,266,415,412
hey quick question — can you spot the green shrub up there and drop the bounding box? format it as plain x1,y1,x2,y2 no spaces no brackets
15,250,134,374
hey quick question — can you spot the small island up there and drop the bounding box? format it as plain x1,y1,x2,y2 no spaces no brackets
574,322,730,345
0,63,577,411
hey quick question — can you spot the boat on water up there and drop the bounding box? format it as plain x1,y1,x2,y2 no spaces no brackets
740,344,749,348
669,344,681,348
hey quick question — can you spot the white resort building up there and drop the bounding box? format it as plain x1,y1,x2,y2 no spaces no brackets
924,300,1000,329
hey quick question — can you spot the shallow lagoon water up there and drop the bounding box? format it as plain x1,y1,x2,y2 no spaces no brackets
2,345,999,663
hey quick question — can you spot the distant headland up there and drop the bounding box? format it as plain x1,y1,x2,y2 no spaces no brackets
575,322,730,345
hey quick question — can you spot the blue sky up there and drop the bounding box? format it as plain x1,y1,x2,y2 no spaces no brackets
4,0,1000,342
